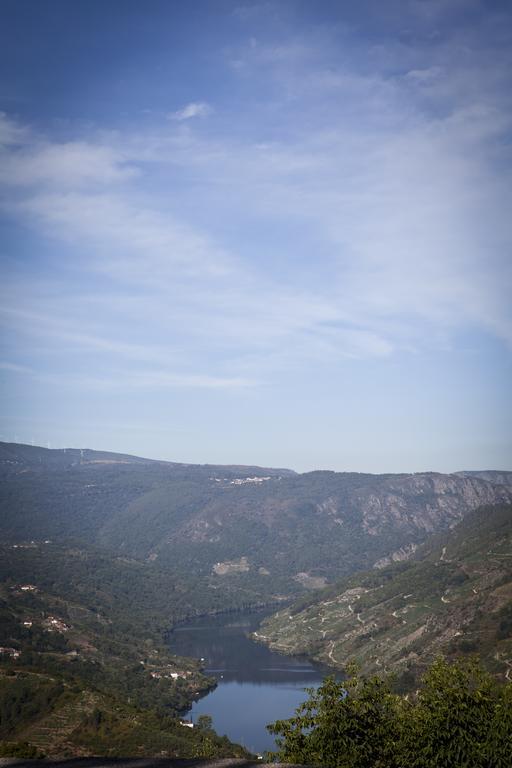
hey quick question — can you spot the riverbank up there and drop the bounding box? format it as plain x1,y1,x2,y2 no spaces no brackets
167,608,339,755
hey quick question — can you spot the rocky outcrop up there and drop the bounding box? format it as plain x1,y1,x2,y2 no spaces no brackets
358,473,512,537
373,542,419,569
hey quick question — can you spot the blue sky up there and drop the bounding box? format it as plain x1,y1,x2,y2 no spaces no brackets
0,0,511,472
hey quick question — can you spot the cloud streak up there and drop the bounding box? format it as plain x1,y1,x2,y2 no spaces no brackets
0,4,511,402
169,102,213,120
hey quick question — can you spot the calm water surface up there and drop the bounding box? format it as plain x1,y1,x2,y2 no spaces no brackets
168,608,338,755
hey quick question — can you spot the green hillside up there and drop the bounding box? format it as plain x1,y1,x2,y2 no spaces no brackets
257,503,512,687
0,541,250,758
1,443,511,756
2,442,511,602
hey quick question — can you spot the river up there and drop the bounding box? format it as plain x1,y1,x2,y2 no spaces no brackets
168,607,338,756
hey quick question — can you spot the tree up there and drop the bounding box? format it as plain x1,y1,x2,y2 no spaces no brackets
267,657,511,768
195,714,213,733
267,666,401,767
399,656,497,768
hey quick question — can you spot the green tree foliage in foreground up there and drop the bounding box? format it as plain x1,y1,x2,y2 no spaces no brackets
267,657,512,767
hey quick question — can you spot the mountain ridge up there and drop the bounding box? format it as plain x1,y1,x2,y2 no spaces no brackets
1,442,511,604
0,442,295,477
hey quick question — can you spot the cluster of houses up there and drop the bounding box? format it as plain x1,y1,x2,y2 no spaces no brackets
210,476,273,485
230,476,272,485
139,658,192,683
229,476,272,485
0,646,20,658
148,668,191,681
43,616,71,632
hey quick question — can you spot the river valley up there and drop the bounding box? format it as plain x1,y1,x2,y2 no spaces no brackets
168,608,338,756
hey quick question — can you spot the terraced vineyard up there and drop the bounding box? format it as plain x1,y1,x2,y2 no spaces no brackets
0,542,250,758
257,504,512,687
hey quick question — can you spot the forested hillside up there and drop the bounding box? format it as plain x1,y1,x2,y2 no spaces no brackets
1,443,511,756
2,442,511,601
0,540,250,758
258,503,512,686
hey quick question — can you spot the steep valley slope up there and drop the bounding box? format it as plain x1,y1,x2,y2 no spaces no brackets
0,541,251,758
1,442,512,756
1,442,511,605
257,503,512,686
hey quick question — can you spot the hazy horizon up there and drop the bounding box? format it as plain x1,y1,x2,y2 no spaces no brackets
1,1,511,473
2,439,511,476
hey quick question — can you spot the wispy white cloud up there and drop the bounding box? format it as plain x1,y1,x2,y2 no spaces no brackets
403,66,442,85
0,112,31,146
0,361,33,374
12,191,234,279
40,370,255,392
169,101,212,120
1,5,511,405
0,306,178,365
0,142,136,188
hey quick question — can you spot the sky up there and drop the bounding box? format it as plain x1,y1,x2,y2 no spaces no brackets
0,0,511,473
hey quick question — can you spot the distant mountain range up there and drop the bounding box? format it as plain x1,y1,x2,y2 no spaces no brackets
1,441,512,603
